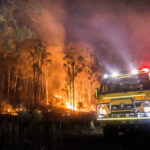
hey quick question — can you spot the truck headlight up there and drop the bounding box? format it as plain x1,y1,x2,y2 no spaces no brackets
97,104,107,115
144,107,150,112
99,108,106,115
146,113,150,117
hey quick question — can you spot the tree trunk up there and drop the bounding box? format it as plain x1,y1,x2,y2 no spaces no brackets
72,63,75,111
88,81,91,104
45,68,49,105
33,67,37,108
14,66,18,95
7,70,10,94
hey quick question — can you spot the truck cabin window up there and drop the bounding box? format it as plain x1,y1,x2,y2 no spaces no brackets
100,74,150,94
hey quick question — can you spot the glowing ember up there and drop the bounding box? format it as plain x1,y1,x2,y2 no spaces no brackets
55,95,62,99
66,102,72,109
0,103,26,116
2,107,19,116
90,105,96,112
66,102,78,111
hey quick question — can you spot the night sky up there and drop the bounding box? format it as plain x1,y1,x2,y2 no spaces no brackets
30,0,150,72
64,0,150,71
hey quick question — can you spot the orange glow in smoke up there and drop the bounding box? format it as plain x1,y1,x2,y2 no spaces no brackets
66,102,78,111
4,108,18,116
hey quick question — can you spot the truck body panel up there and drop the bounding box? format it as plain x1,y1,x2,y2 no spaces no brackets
96,69,150,135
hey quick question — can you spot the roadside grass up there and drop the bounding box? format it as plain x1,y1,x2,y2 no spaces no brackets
0,112,98,150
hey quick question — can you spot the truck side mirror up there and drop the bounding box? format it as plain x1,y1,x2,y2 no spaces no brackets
95,88,100,99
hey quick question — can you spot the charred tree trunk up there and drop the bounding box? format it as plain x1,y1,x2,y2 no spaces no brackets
45,68,49,105
14,66,18,95
72,62,75,111
33,66,38,108
7,70,10,94
88,81,91,104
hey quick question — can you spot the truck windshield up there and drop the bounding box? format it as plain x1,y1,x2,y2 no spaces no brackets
100,73,150,94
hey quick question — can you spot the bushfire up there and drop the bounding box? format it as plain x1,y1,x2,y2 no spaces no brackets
1,105,23,116
0,0,100,117
0,99,96,117
55,95,96,112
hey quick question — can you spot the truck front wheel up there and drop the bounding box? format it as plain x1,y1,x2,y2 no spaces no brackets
103,126,119,137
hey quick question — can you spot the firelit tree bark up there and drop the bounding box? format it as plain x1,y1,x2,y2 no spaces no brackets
63,43,85,110
30,40,51,108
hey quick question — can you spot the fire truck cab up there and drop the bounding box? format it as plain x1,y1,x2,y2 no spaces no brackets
95,67,150,136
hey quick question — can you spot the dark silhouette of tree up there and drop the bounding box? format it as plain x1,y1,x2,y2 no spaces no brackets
0,0,33,107
29,40,51,108
0,0,45,108
63,43,85,110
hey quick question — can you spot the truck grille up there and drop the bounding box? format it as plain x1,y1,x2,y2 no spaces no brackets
111,113,135,118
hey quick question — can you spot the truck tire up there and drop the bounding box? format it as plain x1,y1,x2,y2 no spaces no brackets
103,126,118,138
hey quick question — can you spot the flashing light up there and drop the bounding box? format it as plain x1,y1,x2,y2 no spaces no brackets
103,65,150,79
144,107,150,112
146,113,150,117
103,74,109,79
131,69,138,74
112,72,119,77
139,67,150,73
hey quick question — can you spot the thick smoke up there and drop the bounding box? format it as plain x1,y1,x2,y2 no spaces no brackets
27,0,67,96
64,0,150,71
22,0,150,106
29,0,150,72
1,0,149,109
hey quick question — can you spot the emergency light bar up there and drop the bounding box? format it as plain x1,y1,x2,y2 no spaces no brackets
131,69,138,74
103,67,150,79
139,67,150,73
